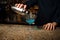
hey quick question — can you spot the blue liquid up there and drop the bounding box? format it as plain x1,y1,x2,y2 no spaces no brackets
26,19,35,24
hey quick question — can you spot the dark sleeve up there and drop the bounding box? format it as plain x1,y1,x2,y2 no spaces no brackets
24,0,37,9
52,1,60,25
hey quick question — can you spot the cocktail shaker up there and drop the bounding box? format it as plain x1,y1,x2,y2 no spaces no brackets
11,6,29,15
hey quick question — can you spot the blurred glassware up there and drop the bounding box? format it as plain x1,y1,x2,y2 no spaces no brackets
11,6,36,24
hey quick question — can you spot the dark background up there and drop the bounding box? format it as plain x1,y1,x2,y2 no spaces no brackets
0,0,38,24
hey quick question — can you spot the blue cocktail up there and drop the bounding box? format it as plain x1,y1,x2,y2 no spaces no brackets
26,18,35,24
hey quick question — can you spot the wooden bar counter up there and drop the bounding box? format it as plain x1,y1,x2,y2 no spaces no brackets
0,24,60,40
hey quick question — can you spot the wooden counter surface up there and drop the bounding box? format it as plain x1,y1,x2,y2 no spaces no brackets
0,24,60,40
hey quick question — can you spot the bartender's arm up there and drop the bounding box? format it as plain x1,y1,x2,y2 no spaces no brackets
15,0,58,31
15,4,57,31
43,0,60,30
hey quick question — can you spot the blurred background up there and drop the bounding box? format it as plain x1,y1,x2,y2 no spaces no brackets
0,0,39,24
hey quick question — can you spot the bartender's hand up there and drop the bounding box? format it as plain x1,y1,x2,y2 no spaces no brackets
15,3,27,9
43,22,57,30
